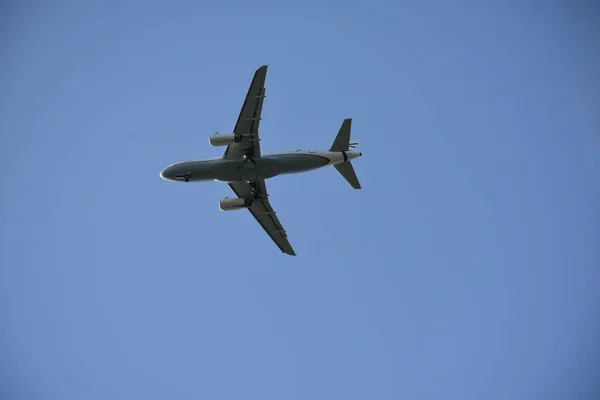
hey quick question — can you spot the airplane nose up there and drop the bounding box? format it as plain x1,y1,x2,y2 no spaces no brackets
160,167,171,180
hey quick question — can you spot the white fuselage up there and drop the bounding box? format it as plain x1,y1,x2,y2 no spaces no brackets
160,150,362,183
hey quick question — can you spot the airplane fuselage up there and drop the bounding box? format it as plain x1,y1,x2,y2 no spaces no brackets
160,150,362,183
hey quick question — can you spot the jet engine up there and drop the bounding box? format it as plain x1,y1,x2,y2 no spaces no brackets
209,133,242,147
219,197,251,211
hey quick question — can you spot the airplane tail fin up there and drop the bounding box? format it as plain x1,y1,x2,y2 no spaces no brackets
330,118,362,189
329,118,352,152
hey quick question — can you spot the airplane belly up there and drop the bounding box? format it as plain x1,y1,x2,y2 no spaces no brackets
269,154,330,174
213,162,243,181
213,159,279,182
175,162,216,182
183,154,328,182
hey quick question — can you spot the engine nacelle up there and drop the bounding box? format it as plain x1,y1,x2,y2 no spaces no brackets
219,197,251,211
209,133,242,147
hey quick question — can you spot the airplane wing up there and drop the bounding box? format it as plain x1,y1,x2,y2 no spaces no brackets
228,179,296,256
223,65,267,160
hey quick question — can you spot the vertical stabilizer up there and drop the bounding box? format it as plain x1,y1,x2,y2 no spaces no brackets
330,118,352,151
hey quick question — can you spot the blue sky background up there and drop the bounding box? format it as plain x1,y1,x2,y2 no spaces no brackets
1,1,599,399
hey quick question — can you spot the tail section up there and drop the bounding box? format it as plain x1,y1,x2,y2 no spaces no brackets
330,118,362,189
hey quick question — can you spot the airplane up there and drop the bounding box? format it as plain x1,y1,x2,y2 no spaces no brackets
159,65,362,256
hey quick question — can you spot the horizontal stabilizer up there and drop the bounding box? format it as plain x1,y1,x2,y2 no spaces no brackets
334,161,361,189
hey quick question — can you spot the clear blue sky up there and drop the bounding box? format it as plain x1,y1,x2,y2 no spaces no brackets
1,2,599,399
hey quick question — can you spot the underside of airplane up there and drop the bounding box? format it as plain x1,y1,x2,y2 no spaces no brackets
160,65,362,255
